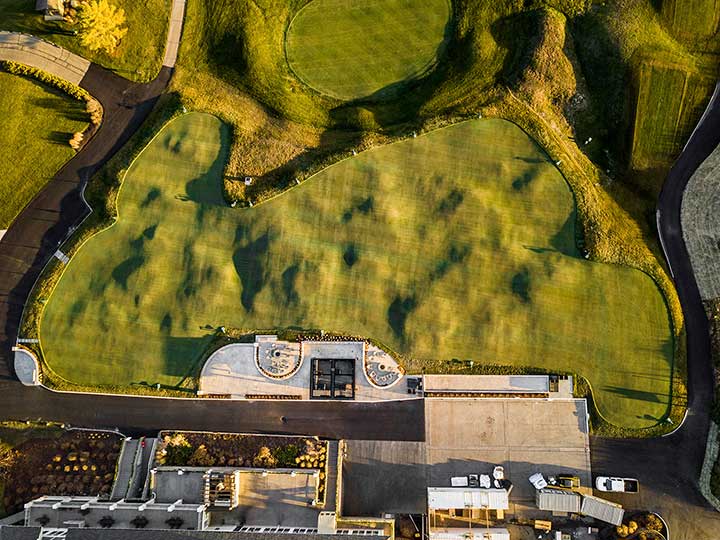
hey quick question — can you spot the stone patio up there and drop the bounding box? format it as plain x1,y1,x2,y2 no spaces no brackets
199,337,411,401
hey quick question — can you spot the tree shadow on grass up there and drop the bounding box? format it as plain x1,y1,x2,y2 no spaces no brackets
233,225,274,312
151,333,217,383
184,122,232,207
45,130,71,145
111,255,145,290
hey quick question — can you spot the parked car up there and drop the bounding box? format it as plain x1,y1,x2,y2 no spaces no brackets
595,476,639,493
557,475,580,489
529,472,548,490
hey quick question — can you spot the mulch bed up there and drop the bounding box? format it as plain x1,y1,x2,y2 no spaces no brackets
2,431,121,515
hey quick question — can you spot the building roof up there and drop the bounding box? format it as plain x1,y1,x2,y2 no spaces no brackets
0,529,384,540
535,489,581,513
580,494,625,525
423,375,549,394
0,526,39,540
429,528,510,540
427,487,509,510
23,496,206,531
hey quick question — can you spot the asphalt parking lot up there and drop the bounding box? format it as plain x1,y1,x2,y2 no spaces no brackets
342,397,592,516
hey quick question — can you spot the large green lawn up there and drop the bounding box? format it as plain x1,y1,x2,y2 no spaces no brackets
285,0,451,101
40,112,673,428
0,72,88,228
0,0,169,82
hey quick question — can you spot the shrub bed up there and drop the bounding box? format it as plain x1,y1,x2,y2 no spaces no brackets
1,431,121,516
154,432,326,470
0,61,90,101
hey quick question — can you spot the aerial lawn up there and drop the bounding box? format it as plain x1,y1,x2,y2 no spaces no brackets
40,112,673,428
630,58,715,169
0,71,88,229
285,0,451,101
0,0,169,82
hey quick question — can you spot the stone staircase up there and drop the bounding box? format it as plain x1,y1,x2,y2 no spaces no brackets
110,437,157,501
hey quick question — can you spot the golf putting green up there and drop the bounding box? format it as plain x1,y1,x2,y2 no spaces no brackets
40,112,673,428
285,0,451,100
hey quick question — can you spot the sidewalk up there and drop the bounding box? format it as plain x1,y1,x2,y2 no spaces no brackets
0,31,90,85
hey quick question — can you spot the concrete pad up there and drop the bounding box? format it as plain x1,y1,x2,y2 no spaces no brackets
425,399,591,508
231,470,319,527
341,398,591,518
342,440,427,515
199,340,411,401
0,32,90,85
12,347,39,386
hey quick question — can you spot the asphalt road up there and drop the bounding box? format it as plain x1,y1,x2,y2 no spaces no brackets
0,384,425,441
589,81,720,540
0,64,171,383
0,26,719,535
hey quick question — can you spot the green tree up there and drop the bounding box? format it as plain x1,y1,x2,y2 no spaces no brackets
78,0,128,54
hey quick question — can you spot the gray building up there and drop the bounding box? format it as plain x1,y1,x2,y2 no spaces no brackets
535,489,581,514
580,494,625,526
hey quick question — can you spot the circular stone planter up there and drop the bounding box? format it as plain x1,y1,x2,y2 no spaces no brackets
364,343,404,388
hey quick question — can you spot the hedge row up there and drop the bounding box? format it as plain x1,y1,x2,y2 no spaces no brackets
0,60,90,101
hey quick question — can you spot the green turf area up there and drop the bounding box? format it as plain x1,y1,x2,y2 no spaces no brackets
0,0,169,82
285,0,451,101
40,112,673,428
630,58,715,169
661,0,720,40
0,71,88,229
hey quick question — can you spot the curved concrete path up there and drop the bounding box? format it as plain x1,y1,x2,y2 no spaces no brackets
0,31,90,84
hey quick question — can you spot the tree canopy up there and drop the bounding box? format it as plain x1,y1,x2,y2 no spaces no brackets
78,0,128,54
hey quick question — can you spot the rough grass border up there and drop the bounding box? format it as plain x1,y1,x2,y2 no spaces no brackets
0,60,90,101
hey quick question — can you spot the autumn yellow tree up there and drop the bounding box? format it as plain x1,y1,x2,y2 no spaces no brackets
78,0,128,54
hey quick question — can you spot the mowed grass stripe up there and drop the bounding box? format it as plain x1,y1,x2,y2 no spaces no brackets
286,0,451,100
40,113,673,428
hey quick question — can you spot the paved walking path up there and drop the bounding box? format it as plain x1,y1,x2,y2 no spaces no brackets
0,31,90,85
163,0,186,67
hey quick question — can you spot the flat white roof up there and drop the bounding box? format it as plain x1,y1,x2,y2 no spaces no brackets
430,528,510,540
423,375,549,393
427,487,509,510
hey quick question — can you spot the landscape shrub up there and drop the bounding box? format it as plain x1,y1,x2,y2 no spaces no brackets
1,430,121,516
0,61,90,101
78,0,128,54
187,444,215,467
86,98,103,125
69,132,84,150
252,447,277,468
161,434,193,466
272,444,300,467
